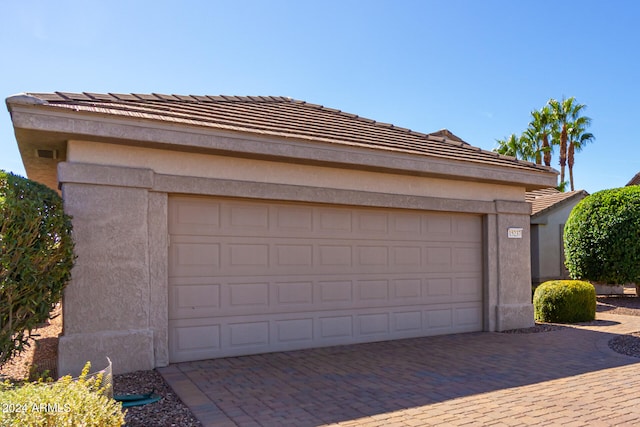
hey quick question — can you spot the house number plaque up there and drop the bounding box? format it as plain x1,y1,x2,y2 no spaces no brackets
507,227,523,239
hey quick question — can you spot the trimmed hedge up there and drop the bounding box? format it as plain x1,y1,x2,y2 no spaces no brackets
564,186,640,284
533,280,596,323
0,362,125,426
0,171,74,365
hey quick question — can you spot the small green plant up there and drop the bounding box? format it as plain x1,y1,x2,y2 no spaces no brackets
533,280,596,323
0,171,75,365
0,362,125,426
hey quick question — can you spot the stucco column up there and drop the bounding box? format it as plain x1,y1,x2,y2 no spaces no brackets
148,191,169,367
483,213,498,331
57,162,157,376
493,200,534,331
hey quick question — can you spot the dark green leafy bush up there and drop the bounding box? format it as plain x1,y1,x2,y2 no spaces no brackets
0,362,125,426
564,186,640,284
0,171,74,365
533,280,596,323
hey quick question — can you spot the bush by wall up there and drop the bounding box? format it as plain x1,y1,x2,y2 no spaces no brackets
564,186,640,284
533,280,596,323
0,171,74,365
0,362,125,426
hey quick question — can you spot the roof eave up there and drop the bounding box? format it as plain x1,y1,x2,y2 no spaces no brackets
7,100,558,192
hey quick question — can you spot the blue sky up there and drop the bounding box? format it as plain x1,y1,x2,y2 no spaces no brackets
1,0,638,193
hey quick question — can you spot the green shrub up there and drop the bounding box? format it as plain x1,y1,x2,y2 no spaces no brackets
533,280,596,323
564,186,640,284
0,362,125,426
0,171,74,365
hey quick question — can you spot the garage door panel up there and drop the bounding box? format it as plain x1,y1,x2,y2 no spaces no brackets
391,212,423,234
276,318,314,343
169,197,483,362
453,245,483,272
358,313,390,336
169,242,220,277
318,280,353,304
357,246,389,267
391,278,422,299
170,319,222,363
455,276,483,299
275,206,314,232
392,246,422,266
226,203,270,230
169,199,221,235
424,302,482,333
356,212,389,234
275,281,314,305
318,245,352,267
318,208,353,233
319,315,354,339
356,279,389,301
454,216,483,242
426,278,453,298
170,283,221,319
393,311,423,333
275,244,313,267
229,321,270,348
425,214,453,236
456,305,483,327
425,246,453,272
425,308,453,330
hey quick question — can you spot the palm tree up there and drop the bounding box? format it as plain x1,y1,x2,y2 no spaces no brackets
520,127,541,164
567,116,594,191
529,105,553,167
494,133,535,162
549,97,590,190
494,134,520,158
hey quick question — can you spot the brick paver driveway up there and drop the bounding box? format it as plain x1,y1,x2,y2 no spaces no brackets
159,313,640,426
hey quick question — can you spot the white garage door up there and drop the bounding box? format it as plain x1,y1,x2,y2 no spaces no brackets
168,196,483,363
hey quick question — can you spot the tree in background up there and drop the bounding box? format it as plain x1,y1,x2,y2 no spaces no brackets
548,97,594,191
494,96,594,191
566,115,595,191
495,133,535,162
520,127,541,164
529,105,553,167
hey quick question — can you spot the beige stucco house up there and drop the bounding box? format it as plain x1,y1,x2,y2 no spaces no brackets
6,92,557,376
527,188,588,286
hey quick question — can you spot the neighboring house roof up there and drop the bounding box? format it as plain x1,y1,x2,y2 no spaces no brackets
426,129,469,144
627,172,640,186
526,188,588,217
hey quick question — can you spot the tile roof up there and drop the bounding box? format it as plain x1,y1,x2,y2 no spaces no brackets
627,172,640,186
16,92,554,174
526,188,588,216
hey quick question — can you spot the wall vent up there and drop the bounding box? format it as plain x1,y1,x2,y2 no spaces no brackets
36,149,58,159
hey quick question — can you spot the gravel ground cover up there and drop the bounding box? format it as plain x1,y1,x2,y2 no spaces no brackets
2,294,640,426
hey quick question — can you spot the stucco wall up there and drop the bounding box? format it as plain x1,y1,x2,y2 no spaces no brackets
58,180,155,376
531,200,583,285
57,140,535,375
66,140,524,203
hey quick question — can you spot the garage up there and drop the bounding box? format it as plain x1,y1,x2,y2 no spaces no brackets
168,196,483,362
7,92,557,375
